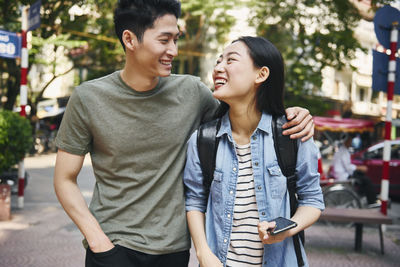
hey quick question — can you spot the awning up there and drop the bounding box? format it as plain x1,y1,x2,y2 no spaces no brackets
314,116,375,132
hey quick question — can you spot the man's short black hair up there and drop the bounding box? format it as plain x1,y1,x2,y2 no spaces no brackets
114,0,181,50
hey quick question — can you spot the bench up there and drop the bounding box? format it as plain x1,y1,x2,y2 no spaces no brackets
319,207,393,254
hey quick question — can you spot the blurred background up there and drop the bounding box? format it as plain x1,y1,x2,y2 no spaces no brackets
1,1,400,266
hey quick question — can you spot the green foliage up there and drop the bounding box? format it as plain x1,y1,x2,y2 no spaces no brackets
0,0,397,111
178,0,238,74
0,110,33,174
284,93,332,116
0,0,123,112
181,0,237,44
248,0,395,97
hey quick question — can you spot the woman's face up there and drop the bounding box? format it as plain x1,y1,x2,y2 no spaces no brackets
212,41,261,104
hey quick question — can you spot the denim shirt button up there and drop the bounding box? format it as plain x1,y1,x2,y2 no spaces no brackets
224,239,227,243
258,186,262,190
233,167,237,172
252,136,257,140
230,190,233,195
261,212,265,216
227,213,231,218
254,162,259,166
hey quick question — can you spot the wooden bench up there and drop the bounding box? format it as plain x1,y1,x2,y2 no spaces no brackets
319,207,393,254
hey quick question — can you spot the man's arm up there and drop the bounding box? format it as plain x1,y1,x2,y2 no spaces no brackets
283,107,314,142
54,149,113,253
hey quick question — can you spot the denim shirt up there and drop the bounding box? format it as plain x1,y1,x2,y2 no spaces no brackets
184,112,325,267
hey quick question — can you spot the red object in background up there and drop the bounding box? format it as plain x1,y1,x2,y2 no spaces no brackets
351,139,400,198
318,152,327,181
326,110,341,118
314,116,375,133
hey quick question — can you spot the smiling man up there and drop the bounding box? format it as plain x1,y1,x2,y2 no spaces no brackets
53,1,314,267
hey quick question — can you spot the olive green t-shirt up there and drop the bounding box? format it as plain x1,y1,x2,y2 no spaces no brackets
55,71,219,254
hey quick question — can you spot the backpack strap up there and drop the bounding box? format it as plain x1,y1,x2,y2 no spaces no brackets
197,119,221,195
271,115,304,267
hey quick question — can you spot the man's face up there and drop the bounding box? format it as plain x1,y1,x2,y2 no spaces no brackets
133,14,180,78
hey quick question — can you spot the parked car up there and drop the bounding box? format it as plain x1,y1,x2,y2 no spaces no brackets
351,139,400,198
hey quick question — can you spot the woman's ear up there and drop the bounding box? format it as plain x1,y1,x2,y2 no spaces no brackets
255,66,270,84
122,30,138,51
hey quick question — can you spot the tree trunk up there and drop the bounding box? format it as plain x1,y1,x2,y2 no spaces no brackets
4,59,20,111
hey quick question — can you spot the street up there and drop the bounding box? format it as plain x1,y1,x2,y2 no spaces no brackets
0,153,399,266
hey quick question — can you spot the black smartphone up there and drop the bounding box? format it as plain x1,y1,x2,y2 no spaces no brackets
269,217,297,235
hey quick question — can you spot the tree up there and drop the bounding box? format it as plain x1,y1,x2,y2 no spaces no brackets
28,34,87,116
178,0,237,75
0,0,123,114
1,0,396,117
246,0,395,114
0,0,79,112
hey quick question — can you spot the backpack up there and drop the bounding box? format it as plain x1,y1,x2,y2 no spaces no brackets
197,115,305,267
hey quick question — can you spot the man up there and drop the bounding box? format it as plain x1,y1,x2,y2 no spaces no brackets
54,1,314,266
332,133,377,205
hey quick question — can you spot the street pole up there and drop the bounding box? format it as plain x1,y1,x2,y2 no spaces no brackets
18,6,29,209
380,22,398,215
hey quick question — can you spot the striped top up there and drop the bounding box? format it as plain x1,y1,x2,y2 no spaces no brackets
226,143,264,267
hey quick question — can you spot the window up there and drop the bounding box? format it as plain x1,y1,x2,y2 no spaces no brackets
359,87,366,102
392,144,400,160
371,90,379,104
334,80,340,97
366,148,383,159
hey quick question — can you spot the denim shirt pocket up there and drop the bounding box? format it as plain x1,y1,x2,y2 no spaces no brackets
267,165,287,199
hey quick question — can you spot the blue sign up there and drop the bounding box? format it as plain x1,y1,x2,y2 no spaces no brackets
372,49,400,95
28,0,41,31
374,5,400,50
0,30,21,59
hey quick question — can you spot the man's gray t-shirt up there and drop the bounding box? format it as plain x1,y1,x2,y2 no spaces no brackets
55,71,219,254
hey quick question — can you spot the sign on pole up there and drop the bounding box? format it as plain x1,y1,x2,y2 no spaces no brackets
374,5,400,50
372,49,400,94
28,0,41,31
0,30,21,59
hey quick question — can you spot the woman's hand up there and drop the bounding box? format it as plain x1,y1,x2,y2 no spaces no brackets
257,220,289,245
283,107,314,142
198,249,223,267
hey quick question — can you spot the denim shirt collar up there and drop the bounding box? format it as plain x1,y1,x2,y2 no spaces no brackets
216,112,273,141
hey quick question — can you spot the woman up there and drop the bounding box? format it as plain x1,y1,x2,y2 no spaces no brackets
184,36,324,267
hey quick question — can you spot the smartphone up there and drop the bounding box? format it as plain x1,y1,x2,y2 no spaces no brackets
269,217,297,235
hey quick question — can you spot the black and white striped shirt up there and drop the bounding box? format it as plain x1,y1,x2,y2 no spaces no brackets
226,143,263,267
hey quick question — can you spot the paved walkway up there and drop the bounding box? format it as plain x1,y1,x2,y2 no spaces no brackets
0,153,399,266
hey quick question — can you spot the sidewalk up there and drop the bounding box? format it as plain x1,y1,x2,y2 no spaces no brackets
0,153,399,267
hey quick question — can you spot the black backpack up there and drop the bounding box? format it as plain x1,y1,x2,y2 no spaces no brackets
197,115,305,267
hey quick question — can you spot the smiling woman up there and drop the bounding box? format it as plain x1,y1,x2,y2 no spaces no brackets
184,36,324,267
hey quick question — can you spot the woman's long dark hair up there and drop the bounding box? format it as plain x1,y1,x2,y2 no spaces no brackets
214,36,285,119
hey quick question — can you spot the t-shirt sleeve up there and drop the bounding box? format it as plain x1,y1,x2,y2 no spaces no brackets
196,79,220,124
55,88,92,155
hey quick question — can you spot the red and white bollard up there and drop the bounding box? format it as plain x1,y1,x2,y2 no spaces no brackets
18,6,29,209
380,22,398,215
